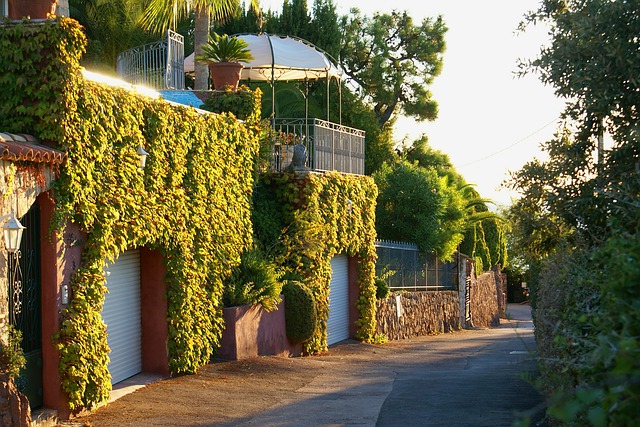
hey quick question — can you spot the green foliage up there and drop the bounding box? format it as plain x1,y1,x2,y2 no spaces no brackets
252,178,286,253
340,10,447,127
0,18,259,411
195,32,254,63
515,0,640,242
534,234,640,426
281,280,317,344
139,0,240,35
69,0,154,69
257,171,378,354
200,85,261,121
374,277,390,300
223,249,284,312
373,160,465,260
0,325,26,379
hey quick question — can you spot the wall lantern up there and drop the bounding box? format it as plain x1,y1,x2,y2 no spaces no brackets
137,145,149,169
3,212,25,253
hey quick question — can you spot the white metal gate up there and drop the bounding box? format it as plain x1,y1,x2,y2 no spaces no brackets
102,249,142,385
327,255,350,345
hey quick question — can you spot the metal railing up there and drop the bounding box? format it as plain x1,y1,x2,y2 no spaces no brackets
375,240,459,291
270,118,365,175
116,30,184,90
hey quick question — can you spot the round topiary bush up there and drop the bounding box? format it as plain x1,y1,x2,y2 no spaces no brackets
281,280,317,344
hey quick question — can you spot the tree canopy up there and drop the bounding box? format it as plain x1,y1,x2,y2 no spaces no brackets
340,10,447,128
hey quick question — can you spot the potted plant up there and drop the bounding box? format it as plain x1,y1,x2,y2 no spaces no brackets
196,33,254,91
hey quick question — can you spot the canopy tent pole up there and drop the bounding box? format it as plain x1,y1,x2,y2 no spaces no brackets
265,33,276,120
338,78,342,125
326,73,330,121
305,79,309,122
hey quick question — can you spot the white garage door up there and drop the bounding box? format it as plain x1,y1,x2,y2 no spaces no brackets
327,255,350,345
102,249,142,385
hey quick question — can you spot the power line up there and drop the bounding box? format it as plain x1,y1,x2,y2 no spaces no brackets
459,117,559,168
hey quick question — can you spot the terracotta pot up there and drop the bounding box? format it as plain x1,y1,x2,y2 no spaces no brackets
9,0,57,19
208,62,244,91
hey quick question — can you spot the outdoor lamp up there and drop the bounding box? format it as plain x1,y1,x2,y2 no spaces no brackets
137,145,149,169
3,212,25,253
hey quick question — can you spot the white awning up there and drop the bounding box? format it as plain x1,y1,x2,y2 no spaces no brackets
184,33,340,82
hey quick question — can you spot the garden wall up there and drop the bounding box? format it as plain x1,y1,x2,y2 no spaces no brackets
376,291,460,340
469,267,504,328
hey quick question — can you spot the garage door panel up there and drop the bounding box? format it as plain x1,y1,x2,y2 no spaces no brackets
327,255,349,345
103,249,142,385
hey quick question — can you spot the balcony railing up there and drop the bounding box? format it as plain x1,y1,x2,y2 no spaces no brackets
271,118,365,175
116,30,185,90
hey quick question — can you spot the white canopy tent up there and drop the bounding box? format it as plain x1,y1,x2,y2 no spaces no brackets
184,33,342,120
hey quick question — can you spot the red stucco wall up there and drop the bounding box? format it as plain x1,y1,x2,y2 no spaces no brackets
218,299,302,360
40,192,84,418
140,248,169,376
8,0,56,19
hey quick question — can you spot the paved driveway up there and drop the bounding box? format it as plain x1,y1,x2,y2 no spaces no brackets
72,304,546,427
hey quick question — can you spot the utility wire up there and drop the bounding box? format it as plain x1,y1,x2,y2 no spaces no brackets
459,117,560,168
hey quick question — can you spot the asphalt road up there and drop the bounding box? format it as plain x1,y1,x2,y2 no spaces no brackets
74,304,547,427
217,304,545,427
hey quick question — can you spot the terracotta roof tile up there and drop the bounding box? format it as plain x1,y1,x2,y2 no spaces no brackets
0,132,66,164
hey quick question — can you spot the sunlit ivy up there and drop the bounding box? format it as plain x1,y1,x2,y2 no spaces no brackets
261,172,380,353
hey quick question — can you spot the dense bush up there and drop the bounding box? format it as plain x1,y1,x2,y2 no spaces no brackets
281,280,317,344
537,234,640,426
200,85,260,121
224,249,284,312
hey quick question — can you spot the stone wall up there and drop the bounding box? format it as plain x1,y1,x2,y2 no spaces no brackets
0,374,31,427
469,267,504,328
376,291,460,340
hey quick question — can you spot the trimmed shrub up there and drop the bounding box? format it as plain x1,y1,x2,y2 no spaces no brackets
282,280,317,344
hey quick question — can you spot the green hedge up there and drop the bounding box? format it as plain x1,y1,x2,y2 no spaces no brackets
0,18,259,411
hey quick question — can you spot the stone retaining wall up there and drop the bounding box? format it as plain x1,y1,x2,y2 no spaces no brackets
376,291,460,340
470,268,502,328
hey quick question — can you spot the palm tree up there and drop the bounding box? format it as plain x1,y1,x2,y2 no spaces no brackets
140,0,255,90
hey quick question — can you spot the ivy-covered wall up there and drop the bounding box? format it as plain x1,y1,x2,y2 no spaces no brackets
257,172,379,354
0,18,259,410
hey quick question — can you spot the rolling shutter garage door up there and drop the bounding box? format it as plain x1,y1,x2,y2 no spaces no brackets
327,255,350,345
102,249,142,385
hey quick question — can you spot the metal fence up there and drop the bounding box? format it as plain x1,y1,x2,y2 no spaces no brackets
375,240,460,291
271,118,365,175
116,30,185,90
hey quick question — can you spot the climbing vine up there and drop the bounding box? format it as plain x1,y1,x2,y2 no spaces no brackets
258,172,379,354
0,18,259,410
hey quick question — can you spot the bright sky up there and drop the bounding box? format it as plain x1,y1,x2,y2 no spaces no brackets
259,0,566,206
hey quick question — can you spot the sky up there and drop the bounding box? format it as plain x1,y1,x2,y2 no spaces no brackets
259,0,566,207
